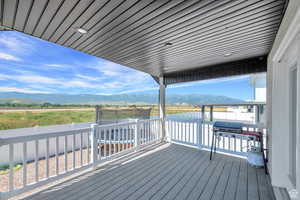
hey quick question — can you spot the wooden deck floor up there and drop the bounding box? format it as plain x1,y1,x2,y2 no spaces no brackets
19,143,275,200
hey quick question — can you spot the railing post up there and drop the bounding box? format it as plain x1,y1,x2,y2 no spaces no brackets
197,120,203,149
210,106,213,121
90,124,97,168
201,105,205,120
255,105,260,124
95,105,101,124
159,77,166,141
134,119,140,150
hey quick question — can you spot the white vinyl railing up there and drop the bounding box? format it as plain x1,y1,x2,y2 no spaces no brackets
201,121,266,156
166,119,266,156
0,119,162,200
0,115,266,200
166,119,202,148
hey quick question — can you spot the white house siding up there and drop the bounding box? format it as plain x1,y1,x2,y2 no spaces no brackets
268,0,300,198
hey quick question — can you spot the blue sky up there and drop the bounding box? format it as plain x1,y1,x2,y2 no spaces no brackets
0,31,255,100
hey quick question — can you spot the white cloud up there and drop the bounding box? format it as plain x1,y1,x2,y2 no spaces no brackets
64,80,96,88
119,86,158,94
16,74,61,85
76,74,100,81
0,52,22,61
0,32,35,54
44,64,71,69
0,86,51,94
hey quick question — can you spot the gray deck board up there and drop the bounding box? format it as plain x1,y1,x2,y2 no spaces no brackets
236,159,248,200
20,144,275,200
223,159,240,200
248,162,260,200
210,160,233,200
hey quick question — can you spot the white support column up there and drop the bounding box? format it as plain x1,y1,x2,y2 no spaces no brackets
90,124,97,168
159,77,166,141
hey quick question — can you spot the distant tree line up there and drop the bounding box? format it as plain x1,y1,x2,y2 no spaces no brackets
0,102,95,109
0,103,159,109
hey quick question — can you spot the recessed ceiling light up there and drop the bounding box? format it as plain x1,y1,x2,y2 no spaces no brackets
76,28,88,34
224,52,233,57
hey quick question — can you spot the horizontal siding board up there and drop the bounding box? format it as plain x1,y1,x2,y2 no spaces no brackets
91,0,277,59
23,0,48,35
121,25,279,66
164,56,268,85
72,0,152,50
91,0,232,56
62,0,127,47
132,40,273,74
48,0,94,42
55,0,109,45
14,0,33,31
80,0,191,54
113,9,282,64
41,0,80,40
96,1,283,64
2,0,18,27
74,0,168,52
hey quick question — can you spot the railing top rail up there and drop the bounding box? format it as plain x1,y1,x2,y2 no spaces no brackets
197,102,266,106
201,120,266,128
96,118,160,129
0,127,91,146
0,119,160,146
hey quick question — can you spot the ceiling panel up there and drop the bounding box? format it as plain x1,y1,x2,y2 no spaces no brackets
0,0,287,78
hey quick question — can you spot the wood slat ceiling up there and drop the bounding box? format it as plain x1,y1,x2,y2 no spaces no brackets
0,0,287,78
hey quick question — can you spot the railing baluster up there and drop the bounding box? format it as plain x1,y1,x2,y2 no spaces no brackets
240,136,243,152
9,143,14,191
80,133,83,166
118,126,121,152
142,122,145,144
56,136,59,175
150,121,152,142
114,127,117,154
97,126,102,160
46,137,49,178
122,126,125,150
23,142,27,187
87,132,90,163
109,128,112,156
35,140,39,182
180,122,183,142
64,136,68,172
228,135,231,151
126,125,129,149
202,123,205,146
234,136,237,152
72,134,76,169
104,128,107,157
208,124,211,148
148,122,150,143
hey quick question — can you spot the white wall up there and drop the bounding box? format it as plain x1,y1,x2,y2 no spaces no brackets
268,0,300,198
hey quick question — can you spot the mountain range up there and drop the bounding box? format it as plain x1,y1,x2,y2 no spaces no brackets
0,92,244,105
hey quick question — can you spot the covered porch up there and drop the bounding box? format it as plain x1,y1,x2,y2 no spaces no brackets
1,0,300,199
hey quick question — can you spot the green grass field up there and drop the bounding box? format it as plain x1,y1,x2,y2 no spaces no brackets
0,106,203,130
0,111,95,130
